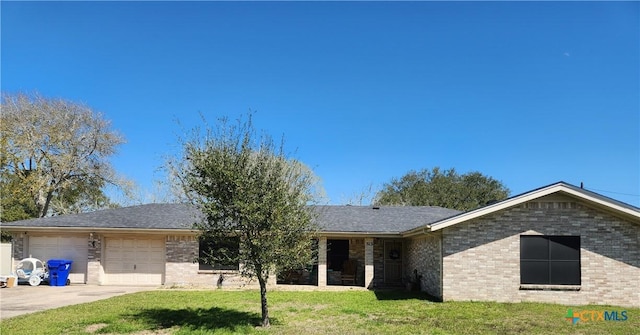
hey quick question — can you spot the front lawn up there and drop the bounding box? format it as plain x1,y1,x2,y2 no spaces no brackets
0,290,637,334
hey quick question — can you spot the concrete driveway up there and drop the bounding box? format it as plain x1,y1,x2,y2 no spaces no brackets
0,284,157,320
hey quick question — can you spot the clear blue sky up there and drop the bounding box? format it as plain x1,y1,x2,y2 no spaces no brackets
2,2,639,206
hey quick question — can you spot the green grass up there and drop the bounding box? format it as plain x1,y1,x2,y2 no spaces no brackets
0,290,637,334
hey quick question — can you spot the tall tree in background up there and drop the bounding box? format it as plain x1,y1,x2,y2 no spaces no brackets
374,167,510,211
170,114,319,327
0,92,127,219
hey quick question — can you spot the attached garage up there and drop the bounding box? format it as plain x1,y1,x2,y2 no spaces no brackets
28,235,88,284
104,237,165,285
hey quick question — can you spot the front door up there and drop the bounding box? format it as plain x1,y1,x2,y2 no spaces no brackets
384,241,403,286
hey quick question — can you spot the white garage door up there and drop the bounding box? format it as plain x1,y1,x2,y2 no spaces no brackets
104,237,165,285
29,236,88,284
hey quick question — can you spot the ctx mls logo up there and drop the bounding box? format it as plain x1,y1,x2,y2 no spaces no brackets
565,309,628,324
566,309,580,324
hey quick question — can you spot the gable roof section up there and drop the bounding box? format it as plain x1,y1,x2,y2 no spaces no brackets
422,181,640,233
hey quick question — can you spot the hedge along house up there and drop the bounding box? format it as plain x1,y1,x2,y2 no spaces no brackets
1,182,638,307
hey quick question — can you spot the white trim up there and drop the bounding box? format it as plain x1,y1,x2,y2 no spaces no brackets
519,284,581,291
319,231,402,238
427,182,640,232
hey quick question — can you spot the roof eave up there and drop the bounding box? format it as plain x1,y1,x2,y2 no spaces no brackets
319,231,403,238
402,226,434,237
1,226,197,235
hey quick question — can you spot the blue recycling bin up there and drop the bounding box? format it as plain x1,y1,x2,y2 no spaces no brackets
47,259,73,286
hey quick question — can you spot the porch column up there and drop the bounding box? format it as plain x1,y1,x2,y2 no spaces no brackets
365,237,374,289
318,237,327,287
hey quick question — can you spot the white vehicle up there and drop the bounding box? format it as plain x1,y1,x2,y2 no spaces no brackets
15,258,49,286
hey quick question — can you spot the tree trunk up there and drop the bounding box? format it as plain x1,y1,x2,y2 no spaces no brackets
38,190,54,218
257,270,270,327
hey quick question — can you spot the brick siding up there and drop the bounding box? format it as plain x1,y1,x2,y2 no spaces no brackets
164,235,260,288
87,234,102,284
441,195,640,307
164,235,199,286
406,233,442,298
10,234,24,260
348,238,365,286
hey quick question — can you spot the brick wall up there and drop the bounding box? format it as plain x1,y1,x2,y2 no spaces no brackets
348,238,365,286
441,195,640,307
87,234,102,284
164,235,260,288
373,239,385,287
9,234,24,272
406,233,442,298
165,235,199,286
10,234,24,260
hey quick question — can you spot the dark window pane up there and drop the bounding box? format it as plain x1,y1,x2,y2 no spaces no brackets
199,263,214,271
521,260,549,284
521,236,549,260
520,235,581,285
199,236,240,271
550,261,581,285
549,236,580,260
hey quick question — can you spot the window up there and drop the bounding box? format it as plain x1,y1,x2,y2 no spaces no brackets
520,235,580,285
199,236,240,271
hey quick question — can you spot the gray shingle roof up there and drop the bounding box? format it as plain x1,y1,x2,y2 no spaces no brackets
0,203,201,230
314,205,461,233
1,204,461,234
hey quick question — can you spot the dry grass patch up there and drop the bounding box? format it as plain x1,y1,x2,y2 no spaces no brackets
85,323,108,333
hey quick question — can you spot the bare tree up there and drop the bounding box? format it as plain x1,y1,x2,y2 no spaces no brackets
1,92,129,217
341,182,377,205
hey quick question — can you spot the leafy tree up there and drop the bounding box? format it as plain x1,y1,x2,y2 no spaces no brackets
374,167,510,211
0,92,127,218
0,173,38,222
171,115,319,327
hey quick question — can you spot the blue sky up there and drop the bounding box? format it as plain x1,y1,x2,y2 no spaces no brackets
2,2,639,206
